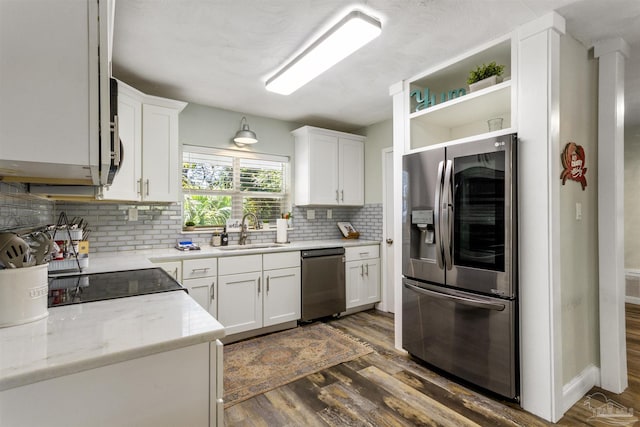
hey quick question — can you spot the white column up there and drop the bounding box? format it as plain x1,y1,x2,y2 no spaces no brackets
516,12,565,422
389,80,406,351
594,38,630,394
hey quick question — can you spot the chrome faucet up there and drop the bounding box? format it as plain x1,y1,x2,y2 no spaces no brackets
239,212,258,245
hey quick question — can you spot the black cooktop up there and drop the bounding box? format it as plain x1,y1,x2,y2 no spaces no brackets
48,268,186,308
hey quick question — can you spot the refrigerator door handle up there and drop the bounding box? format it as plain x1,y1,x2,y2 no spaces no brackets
442,159,454,270
404,282,506,311
434,160,445,269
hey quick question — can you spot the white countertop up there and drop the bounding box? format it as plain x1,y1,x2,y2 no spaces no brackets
1,239,377,392
80,239,381,274
0,291,225,391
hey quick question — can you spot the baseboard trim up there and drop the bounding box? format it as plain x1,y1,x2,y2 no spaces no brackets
562,364,600,414
626,296,640,305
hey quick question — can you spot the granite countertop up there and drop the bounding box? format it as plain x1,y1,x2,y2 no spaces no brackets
0,291,225,391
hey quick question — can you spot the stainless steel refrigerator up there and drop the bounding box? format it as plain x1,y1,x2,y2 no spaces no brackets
402,133,518,399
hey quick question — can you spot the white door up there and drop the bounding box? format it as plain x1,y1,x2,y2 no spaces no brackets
309,133,340,205
345,261,363,309
339,138,364,205
182,277,217,318
218,272,262,335
382,148,395,313
263,267,301,327
142,104,180,202
362,259,381,305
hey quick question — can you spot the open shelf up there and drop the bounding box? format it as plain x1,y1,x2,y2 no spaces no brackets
410,81,511,128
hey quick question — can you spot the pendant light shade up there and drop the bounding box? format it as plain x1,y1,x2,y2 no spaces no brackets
233,116,258,145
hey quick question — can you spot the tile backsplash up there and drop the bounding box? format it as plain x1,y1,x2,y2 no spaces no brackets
54,202,383,253
0,183,55,231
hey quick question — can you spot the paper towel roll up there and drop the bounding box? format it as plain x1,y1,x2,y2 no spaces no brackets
276,219,288,243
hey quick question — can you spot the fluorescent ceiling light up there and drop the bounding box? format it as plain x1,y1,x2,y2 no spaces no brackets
266,10,382,95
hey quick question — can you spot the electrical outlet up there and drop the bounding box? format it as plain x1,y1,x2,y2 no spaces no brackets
128,208,138,222
307,209,315,220
327,209,332,219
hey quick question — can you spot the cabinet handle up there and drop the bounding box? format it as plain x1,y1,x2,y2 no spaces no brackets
341,190,344,201
257,277,261,294
360,264,364,277
210,282,215,301
145,179,150,196
137,179,142,196
336,190,339,202
267,276,270,294
191,267,210,273
365,263,369,276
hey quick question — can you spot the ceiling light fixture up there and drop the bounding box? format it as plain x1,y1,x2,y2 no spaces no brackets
233,116,258,146
265,10,382,95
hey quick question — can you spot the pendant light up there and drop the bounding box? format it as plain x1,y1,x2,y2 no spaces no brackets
233,116,258,146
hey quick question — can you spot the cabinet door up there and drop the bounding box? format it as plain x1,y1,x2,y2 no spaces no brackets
218,272,262,335
0,0,99,181
345,261,364,309
308,133,340,205
102,91,142,200
141,104,180,202
154,261,182,283
339,138,364,205
263,267,300,327
362,259,381,305
182,277,217,318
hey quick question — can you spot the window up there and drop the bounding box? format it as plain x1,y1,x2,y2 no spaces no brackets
182,146,289,228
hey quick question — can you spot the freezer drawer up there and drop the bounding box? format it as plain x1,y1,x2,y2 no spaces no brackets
402,278,517,399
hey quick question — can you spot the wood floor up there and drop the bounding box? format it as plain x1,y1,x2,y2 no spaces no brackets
224,304,640,426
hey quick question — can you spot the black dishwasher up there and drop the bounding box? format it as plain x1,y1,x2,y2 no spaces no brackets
300,247,345,321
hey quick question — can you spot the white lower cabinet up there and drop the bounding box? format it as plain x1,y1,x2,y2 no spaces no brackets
345,245,381,309
217,255,263,335
153,260,182,282
0,341,223,427
217,252,300,336
263,252,301,327
182,258,217,318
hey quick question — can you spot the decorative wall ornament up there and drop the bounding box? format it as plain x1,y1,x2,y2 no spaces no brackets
410,87,466,112
560,142,587,190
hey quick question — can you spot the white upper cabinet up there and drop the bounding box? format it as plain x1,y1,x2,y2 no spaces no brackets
101,81,186,202
0,0,112,185
293,126,365,206
407,37,515,150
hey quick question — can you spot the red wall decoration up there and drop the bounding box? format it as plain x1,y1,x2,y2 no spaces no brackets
560,142,587,190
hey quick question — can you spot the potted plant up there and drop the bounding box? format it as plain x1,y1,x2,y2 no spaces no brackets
184,220,196,231
467,61,505,92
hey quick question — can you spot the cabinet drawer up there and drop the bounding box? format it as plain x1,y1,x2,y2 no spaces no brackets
263,251,300,270
345,245,380,262
219,254,262,276
183,258,217,279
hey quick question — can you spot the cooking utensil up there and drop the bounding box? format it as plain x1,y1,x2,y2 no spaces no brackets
0,233,34,268
27,231,53,265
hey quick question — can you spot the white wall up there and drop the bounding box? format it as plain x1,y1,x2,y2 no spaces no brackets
559,34,599,384
359,119,393,204
179,103,301,157
624,125,640,269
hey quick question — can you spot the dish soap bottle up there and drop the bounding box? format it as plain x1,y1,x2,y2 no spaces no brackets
221,227,229,246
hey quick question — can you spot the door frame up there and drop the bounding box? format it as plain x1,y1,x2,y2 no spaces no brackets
380,147,394,313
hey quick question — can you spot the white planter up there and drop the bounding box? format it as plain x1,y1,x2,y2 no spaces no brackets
469,75,502,92
0,264,49,327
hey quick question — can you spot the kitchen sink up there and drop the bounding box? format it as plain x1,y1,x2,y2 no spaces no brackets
218,243,286,251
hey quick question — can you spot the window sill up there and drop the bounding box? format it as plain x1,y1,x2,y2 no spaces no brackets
180,227,294,235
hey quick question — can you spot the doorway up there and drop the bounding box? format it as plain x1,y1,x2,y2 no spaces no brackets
382,148,395,313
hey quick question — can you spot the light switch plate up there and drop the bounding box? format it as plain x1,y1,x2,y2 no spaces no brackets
307,209,315,220
575,202,582,221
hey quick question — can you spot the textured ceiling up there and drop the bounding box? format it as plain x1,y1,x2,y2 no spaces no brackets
112,0,640,132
